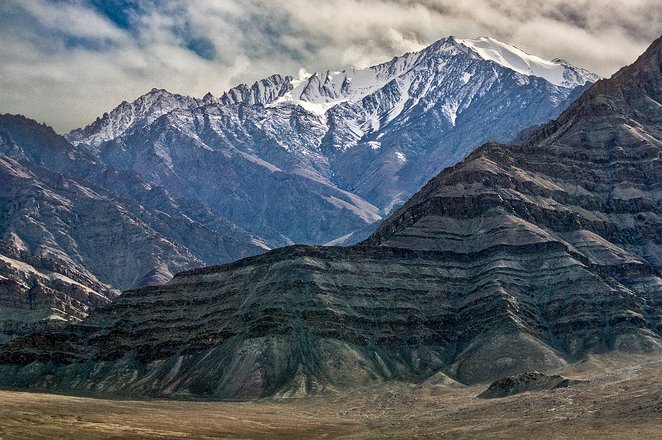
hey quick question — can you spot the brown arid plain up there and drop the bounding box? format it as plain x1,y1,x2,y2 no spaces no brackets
0,353,660,439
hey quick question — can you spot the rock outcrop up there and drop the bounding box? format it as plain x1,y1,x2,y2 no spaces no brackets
0,36,659,399
478,372,579,399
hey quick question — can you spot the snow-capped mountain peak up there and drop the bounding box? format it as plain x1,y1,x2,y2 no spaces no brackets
67,88,204,147
264,67,388,118
456,36,599,87
217,35,596,118
63,35,600,246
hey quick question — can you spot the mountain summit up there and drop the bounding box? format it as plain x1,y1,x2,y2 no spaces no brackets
64,36,597,246
456,36,597,87
0,36,658,399
219,36,597,109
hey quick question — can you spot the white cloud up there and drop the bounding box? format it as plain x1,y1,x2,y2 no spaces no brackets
0,0,659,132
18,0,128,42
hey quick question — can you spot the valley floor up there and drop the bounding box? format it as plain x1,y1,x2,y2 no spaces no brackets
1,355,661,439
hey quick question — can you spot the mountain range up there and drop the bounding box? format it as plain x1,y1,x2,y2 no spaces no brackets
0,36,658,399
66,36,597,246
0,36,599,340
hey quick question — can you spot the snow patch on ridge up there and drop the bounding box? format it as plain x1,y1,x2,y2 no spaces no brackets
442,101,460,126
457,37,595,88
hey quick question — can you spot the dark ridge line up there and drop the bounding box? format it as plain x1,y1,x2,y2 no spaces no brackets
140,240,570,284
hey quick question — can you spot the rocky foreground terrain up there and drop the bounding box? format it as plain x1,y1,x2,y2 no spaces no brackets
0,354,660,439
0,36,659,399
477,371,579,399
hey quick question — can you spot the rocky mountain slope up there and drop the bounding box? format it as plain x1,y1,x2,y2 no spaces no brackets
0,36,658,399
0,240,115,344
0,115,267,292
67,36,597,245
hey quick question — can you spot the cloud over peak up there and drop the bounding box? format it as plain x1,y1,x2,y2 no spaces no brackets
1,0,659,132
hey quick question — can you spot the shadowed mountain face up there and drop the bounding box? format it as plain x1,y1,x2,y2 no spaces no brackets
0,37,659,399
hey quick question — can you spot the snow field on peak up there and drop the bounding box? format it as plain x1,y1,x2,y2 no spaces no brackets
457,37,589,87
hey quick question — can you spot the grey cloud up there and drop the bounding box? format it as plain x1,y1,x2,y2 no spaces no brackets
0,0,659,132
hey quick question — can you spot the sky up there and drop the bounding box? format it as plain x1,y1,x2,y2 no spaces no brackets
1,0,660,133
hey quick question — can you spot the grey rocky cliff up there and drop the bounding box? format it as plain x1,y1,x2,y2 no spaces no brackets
0,37,658,399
